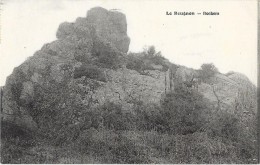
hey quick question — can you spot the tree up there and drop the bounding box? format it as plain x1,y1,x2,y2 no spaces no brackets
199,63,219,80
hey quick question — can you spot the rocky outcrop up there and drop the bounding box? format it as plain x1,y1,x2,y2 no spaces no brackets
168,66,257,118
56,7,130,55
1,7,256,132
1,7,165,130
86,7,130,53
198,73,256,115
92,68,168,108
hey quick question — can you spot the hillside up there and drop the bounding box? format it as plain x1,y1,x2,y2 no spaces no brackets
1,7,257,164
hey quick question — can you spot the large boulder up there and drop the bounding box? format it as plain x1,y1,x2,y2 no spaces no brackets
86,7,130,53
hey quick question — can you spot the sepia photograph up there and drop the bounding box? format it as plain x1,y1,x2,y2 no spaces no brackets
0,0,258,164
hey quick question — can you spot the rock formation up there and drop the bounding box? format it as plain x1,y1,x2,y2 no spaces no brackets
1,7,256,132
1,7,162,130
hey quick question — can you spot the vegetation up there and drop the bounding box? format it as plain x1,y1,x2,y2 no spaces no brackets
2,7,256,163
92,40,123,69
73,64,106,82
160,85,208,135
1,82,256,163
1,121,37,163
126,46,169,74
0,44,256,163
198,63,219,81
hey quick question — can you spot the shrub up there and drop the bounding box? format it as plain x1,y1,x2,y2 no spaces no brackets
149,55,168,71
205,111,257,163
198,63,219,80
92,40,122,69
207,111,240,141
126,47,168,73
126,54,144,73
143,46,168,71
146,45,156,56
74,64,106,82
161,85,208,135
1,121,36,163
201,63,218,73
98,102,135,131
96,51,122,69
134,103,169,133
28,81,92,146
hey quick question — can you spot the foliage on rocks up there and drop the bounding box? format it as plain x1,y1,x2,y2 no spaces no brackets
92,40,123,69
126,46,168,74
198,63,219,81
73,64,106,82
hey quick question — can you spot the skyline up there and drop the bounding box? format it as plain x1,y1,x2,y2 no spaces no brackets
0,0,257,86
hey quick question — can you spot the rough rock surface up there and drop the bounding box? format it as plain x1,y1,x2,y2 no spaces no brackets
198,73,256,114
86,7,130,53
173,66,257,115
1,7,159,130
1,7,256,131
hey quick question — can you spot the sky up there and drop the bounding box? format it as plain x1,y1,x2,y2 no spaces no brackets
0,0,258,86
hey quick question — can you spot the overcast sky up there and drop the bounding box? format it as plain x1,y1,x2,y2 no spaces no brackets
0,0,257,86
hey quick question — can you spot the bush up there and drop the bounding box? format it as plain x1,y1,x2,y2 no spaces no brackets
97,102,135,131
126,54,144,73
161,85,208,135
28,81,93,146
92,40,122,69
96,51,122,69
143,46,168,71
73,64,106,82
146,45,156,56
1,121,36,163
201,63,218,73
207,112,239,141
199,63,219,80
205,111,257,163
134,103,169,133
126,46,168,73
